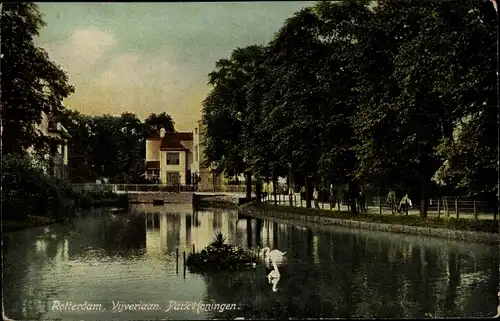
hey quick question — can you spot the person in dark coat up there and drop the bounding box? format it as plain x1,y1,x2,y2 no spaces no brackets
358,191,367,212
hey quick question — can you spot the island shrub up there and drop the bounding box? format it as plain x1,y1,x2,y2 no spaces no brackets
186,231,257,272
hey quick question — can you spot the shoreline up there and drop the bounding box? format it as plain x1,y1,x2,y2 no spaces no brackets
3,215,61,234
3,198,127,233
238,203,500,244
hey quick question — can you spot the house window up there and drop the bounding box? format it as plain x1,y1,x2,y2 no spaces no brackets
166,172,180,185
166,152,180,165
194,145,198,162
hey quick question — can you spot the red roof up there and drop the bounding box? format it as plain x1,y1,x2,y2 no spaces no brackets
160,132,192,150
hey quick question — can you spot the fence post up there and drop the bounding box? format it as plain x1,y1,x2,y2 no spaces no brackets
446,197,450,217
473,200,477,220
455,197,459,219
294,194,296,207
437,198,441,218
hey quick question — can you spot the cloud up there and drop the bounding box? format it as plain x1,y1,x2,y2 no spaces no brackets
63,52,204,131
43,28,116,78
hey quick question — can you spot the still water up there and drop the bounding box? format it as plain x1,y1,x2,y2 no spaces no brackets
3,204,499,320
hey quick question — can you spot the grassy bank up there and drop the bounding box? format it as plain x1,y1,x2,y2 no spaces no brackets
3,215,59,233
245,203,498,234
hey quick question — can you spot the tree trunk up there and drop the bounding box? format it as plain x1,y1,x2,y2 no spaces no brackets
245,172,252,200
420,177,429,218
272,172,278,206
305,174,312,209
492,192,498,221
348,181,358,215
255,179,262,204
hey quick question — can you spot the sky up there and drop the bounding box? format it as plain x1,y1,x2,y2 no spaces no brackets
35,2,311,131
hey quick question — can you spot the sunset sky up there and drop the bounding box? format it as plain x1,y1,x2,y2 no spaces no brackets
35,2,311,131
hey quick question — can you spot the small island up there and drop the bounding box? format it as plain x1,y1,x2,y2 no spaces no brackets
186,232,257,272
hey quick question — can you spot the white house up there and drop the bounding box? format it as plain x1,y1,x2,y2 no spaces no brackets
145,129,193,185
145,120,225,189
28,111,71,179
191,120,225,190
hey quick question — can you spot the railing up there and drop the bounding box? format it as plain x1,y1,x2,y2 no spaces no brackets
71,183,253,194
72,183,197,193
198,185,254,194
261,193,497,220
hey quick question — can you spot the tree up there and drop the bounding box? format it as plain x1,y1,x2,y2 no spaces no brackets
144,112,175,135
57,110,150,183
1,3,74,155
352,0,492,217
202,45,267,200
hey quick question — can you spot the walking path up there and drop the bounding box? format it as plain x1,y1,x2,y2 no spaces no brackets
262,196,496,221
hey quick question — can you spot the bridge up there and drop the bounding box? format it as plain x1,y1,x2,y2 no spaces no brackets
72,183,249,194
71,183,254,204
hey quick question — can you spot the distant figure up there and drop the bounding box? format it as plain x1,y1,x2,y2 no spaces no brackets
358,191,366,212
288,187,294,205
398,193,412,214
387,190,396,213
313,188,320,208
329,185,336,209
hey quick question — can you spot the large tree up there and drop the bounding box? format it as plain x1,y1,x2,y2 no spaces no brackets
202,45,267,199
1,3,74,155
352,0,493,217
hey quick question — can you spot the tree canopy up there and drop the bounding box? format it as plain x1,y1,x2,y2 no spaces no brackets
201,0,498,216
1,3,74,155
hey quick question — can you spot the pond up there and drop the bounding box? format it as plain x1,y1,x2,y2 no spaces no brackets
3,204,498,320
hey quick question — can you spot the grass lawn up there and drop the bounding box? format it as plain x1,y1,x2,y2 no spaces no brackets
248,203,499,234
3,215,58,233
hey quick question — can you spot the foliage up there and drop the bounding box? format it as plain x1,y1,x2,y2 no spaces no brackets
202,0,499,218
187,232,257,272
144,112,175,134
1,3,74,155
56,109,175,183
1,153,77,220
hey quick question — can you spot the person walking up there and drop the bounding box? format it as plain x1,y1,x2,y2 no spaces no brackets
387,190,396,214
329,185,336,210
399,193,412,214
359,191,367,212
313,187,320,208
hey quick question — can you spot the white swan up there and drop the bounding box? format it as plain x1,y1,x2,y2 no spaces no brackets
494,292,500,318
261,247,286,263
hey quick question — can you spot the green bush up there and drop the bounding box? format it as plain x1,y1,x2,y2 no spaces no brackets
187,232,257,272
2,153,79,220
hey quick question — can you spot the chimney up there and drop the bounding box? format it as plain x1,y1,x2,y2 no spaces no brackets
160,128,166,137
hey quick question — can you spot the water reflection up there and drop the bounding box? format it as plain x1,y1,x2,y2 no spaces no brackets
3,206,498,320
